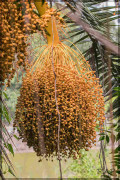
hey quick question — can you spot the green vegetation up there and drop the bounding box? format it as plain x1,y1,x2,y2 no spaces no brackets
2,72,22,124
3,149,111,178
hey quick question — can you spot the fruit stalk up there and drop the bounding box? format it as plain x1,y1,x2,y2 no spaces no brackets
34,0,59,45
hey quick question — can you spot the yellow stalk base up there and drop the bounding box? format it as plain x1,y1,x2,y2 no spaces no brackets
34,0,59,45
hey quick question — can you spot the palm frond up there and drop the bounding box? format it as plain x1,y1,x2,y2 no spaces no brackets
0,92,16,179
56,0,120,119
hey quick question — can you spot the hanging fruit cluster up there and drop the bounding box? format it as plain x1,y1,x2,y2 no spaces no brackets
0,0,48,86
14,43,105,160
